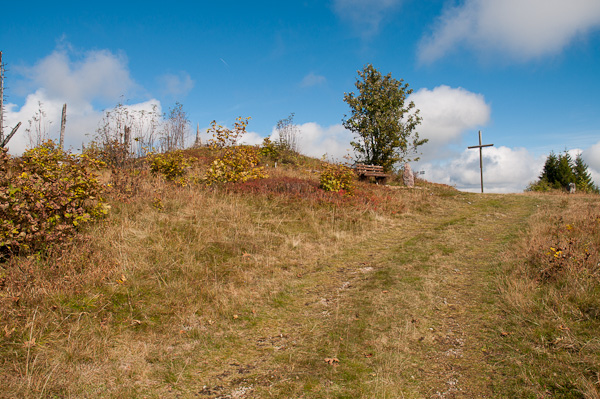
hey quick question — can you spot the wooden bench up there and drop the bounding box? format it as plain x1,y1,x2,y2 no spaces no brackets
355,164,390,184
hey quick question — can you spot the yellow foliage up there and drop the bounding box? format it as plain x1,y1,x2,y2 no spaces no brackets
205,117,267,184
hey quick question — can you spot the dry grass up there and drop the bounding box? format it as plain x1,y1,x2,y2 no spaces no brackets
0,159,439,397
497,192,600,398
3,154,598,398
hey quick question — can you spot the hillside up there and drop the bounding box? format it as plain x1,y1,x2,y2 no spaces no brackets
1,149,599,398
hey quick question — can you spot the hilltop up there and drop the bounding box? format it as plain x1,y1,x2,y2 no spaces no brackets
1,145,599,398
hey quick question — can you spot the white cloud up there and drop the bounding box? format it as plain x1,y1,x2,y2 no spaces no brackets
22,48,135,103
419,0,600,63
3,47,160,155
266,122,353,161
333,0,402,36
408,85,491,161
238,131,265,147
421,146,544,193
158,71,195,98
300,73,326,88
582,141,600,185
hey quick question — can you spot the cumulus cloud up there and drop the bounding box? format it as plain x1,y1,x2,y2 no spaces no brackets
297,123,354,160
3,47,161,154
333,0,402,36
582,140,600,185
421,146,544,193
266,122,353,161
300,73,326,88
408,85,491,161
158,71,195,98
419,0,600,63
21,48,135,104
238,131,265,147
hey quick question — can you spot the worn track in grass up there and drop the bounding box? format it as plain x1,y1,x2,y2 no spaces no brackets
199,193,540,398
1,191,543,398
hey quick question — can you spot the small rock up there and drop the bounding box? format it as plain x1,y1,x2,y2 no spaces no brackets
403,163,415,188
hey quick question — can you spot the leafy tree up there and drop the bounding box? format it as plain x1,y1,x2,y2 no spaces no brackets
342,64,426,172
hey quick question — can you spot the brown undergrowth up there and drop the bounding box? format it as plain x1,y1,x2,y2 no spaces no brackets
0,154,439,397
498,193,600,398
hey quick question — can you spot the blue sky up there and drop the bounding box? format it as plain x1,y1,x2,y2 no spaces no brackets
2,0,600,192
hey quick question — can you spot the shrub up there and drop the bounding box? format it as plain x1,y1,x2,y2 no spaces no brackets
83,138,131,169
259,137,280,159
205,118,267,184
147,150,191,182
0,141,108,258
526,178,552,192
319,162,356,194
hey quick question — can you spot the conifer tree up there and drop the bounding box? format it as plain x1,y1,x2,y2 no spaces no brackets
573,153,598,193
556,151,575,188
530,150,598,193
539,151,559,187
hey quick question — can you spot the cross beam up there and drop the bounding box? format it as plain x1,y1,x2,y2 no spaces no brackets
467,130,494,193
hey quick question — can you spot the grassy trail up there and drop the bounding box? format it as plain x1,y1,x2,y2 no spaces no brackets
2,190,549,398
222,193,540,398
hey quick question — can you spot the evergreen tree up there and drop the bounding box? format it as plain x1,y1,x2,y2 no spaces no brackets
556,151,575,189
573,153,598,193
530,150,598,193
539,152,559,188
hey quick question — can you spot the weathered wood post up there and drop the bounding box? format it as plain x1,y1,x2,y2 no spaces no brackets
1,122,21,148
59,103,67,149
0,51,4,142
195,123,200,146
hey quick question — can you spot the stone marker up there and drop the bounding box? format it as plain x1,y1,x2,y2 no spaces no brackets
403,163,414,188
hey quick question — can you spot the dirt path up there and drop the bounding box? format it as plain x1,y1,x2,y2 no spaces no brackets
238,193,539,398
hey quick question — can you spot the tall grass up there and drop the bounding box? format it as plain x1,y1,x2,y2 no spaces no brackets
499,193,600,398
0,156,435,397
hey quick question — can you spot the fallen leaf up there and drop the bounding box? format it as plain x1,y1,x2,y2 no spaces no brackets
4,325,15,338
382,290,389,293
324,358,339,365
233,314,239,319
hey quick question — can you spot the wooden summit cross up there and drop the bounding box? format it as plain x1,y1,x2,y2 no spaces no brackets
468,130,494,193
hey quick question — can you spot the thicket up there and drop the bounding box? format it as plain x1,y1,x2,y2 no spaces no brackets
259,113,302,166
0,142,108,258
205,117,267,184
147,150,192,184
319,162,356,194
528,151,598,193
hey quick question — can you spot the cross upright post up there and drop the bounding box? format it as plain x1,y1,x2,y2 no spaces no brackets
468,130,494,193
